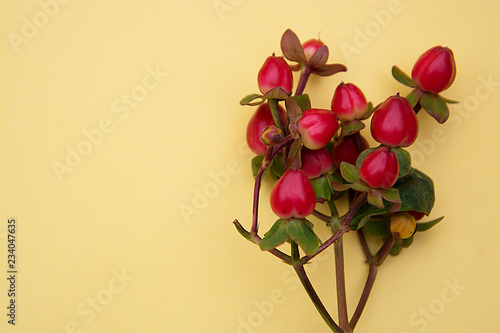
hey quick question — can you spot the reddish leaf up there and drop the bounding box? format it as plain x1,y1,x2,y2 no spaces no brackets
312,63,347,76
280,29,306,64
308,45,329,67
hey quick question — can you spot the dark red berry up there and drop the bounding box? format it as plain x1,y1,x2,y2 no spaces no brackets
301,147,333,179
332,134,369,167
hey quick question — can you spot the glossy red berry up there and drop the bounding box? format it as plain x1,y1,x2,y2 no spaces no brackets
257,55,294,95
302,38,325,61
301,147,333,179
331,82,368,122
411,46,456,93
297,108,338,150
246,103,287,155
370,95,419,147
359,146,399,189
332,134,369,167
270,169,317,219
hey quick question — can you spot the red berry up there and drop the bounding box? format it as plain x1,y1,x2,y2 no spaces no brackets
332,134,369,167
411,46,456,93
331,82,368,122
360,146,399,189
370,95,419,147
246,103,287,155
302,38,325,61
270,169,317,219
297,108,339,150
301,147,333,179
257,55,294,95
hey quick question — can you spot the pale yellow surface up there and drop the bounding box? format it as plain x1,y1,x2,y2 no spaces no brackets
1,1,500,332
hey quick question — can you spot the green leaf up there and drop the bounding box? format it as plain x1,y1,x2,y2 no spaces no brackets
260,219,289,250
270,154,284,179
287,219,320,256
390,242,403,256
402,233,415,248
416,216,444,232
392,147,411,177
292,94,311,111
233,220,253,242
392,65,418,88
310,176,332,201
350,168,435,229
355,147,377,169
340,162,360,183
368,188,384,208
420,92,450,124
329,168,346,184
341,120,365,136
251,155,264,177
356,216,371,230
397,168,435,214
406,88,423,107
347,181,371,192
363,218,391,237
240,93,264,106
440,95,459,104
380,188,401,203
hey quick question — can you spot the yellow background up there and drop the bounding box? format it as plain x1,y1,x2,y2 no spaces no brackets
1,1,500,332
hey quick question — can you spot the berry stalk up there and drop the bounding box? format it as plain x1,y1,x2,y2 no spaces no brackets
301,192,367,265
293,261,342,333
334,236,351,333
295,65,312,96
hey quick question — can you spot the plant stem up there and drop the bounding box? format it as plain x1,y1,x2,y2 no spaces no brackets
312,210,331,223
233,220,292,264
295,65,312,96
301,192,367,264
349,262,377,330
357,229,373,261
351,132,366,156
373,233,396,267
349,233,396,330
293,263,342,333
334,236,351,333
250,135,295,234
250,148,273,234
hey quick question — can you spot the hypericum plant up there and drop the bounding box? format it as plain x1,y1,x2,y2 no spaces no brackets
234,28,457,332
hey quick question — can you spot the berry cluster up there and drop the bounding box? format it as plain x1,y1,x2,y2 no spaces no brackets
235,29,456,332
